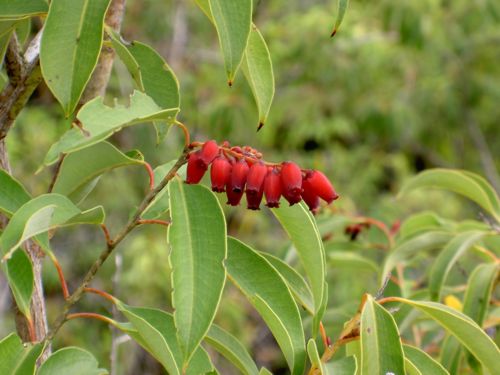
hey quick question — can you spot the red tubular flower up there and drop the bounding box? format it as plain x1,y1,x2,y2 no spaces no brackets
281,161,303,205
264,167,282,208
305,170,339,203
199,140,219,166
301,176,320,213
186,151,207,184
226,181,244,206
245,162,267,210
210,156,232,192
230,159,249,193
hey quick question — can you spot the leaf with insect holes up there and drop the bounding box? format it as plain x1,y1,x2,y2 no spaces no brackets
226,237,306,375
40,0,111,115
208,0,252,84
44,91,179,165
0,333,45,374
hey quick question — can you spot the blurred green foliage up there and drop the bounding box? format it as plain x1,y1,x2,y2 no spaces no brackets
2,0,499,373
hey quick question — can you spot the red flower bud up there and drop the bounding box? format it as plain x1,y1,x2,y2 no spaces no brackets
210,156,232,192
230,159,249,193
246,162,267,210
305,170,338,203
281,161,303,205
264,167,282,208
186,151,207,184
302,176,320,213
199,140,219,166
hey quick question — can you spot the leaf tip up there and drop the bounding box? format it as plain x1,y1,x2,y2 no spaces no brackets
227,80,233,87
257,122,264,131
330,29,337,38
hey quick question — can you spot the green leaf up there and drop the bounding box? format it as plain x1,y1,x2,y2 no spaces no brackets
242,25,275,130
331,0,350,37
38,347,107,375
108,30,143,88
259,368,273,375
40,0,111,115
3,249,33,319
395,299,500,374
399,211,448,239
208,0,252,84
324,356,358,375
115,304,214,374
272,203,326,320
261,252,315,314
0,0,47,19
463,263,498,325
381,231,452,287
226,237,306,375
0,194,103,260
142,161,186,220
328,251,379,275
307,339,323,373
52,141,144,203
403,345,449,375
399,169,500,222
0,333,44,375
167,179,227,363
0,169,31,217
205,324,259,375
44,91,179,165
360,295,405,375
439,336,462,374
429,231,487,301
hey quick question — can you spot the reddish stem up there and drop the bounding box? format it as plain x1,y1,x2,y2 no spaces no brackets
67,312,114,325
27,318,36,342
100,224,113,247
174,121,191,148
136,219,171,227
356,216,394,248
83,287,117,304
143,162,155,190
51,256,69,299
319,321,329,349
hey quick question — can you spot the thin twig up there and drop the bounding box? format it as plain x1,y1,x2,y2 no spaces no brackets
136,219,171,227
45,150,189,341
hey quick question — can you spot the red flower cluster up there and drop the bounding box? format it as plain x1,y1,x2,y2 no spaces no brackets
186,140,339,212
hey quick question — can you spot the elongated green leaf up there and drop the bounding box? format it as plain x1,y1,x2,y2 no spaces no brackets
108,30,143,88
399,169,500,222
38,347,107,375
331,0,350,37
272,203,326,319
205,324,259,375
242,25,274,130
429,231,487,301
116,304,214,374
259,368,273,375
381,231,452,286
226,237,306,375
0,0,47,19
52,141,144,202
167,179,227,363
396,299,500,374
0,194,103,259
328,251,379,274
3,249,33,319
208,0,252,84
0,169,31,217
440,336,462,374
0,333,44,375
324,356,358,375
44,91,179,165
261,252,315,314
463,263,498,325
307,339,323,373
403,345,449,375
142,161,186,220
360,295,405,375
40,0,111,115
399,211,448,239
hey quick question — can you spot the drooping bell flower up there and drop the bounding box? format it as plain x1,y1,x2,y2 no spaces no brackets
210,156,232,192
301,174,320,213
186,151,207,184
230,158,249,193
199,140,219,166
281,161,303,205
305,170,339,203
264,167,282,208
226,181,244,206
245,162,267,210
